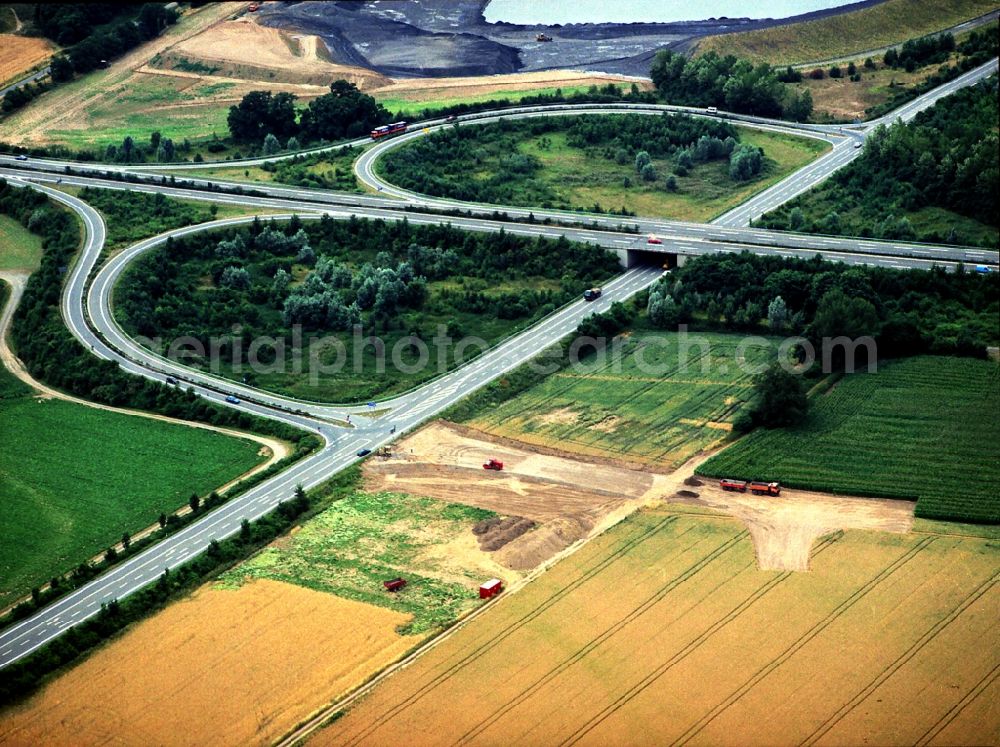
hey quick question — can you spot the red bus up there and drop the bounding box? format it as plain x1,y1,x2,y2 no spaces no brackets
371,121,408,139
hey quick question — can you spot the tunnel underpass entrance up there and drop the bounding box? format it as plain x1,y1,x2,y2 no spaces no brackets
625,248,684,269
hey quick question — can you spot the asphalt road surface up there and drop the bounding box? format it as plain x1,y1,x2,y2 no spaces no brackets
0,56,996,669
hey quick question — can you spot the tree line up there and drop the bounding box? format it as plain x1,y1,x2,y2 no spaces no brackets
759,76,998,246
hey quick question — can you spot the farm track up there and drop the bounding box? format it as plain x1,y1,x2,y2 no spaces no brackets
670,536,937,746
557,529,843,747
800,570,999,746
453,528,753,745
337,513,683,747
914,661,1000,746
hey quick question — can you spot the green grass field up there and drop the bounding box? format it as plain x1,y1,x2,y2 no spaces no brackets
467,331,774,468
219,491,495,634
694,0,999,65
698,356,1000,523
0,358,266,607
375,84,605,117
0,214,42,272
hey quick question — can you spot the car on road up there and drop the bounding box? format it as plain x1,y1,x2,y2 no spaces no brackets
583,288,602,301
647,235,663,244
445,114,458,123
706,106,718,114
974,265,993,273
165,376,178,385
14,155,28,161
357,448,372,457
225,395,240,404
853,141,863,149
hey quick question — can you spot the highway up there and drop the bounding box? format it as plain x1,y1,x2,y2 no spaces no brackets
0,56,997,669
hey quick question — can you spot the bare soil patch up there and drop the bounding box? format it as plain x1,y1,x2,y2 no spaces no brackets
0,34,51,86
669,480,915,571
0,580,420,747
363,421,687,570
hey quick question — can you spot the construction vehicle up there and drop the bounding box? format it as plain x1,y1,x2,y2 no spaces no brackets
719,478,747,492
749,481,781,496
483,458,504,471
536,33,553,42
583,288,602,301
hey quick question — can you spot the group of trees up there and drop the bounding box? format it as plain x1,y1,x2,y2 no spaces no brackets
101,130,187,163
643,251,998,363
650,50,813,121
883,31,955,71
227,81,391,146
116,215,622,367
759,77,998,246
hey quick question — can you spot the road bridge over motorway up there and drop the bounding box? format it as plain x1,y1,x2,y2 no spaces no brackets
0,56,996,671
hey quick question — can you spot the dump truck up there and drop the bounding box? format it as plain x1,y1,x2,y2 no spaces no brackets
483,458,504,471
749,481,781,496
719,478,747,492
583,288,602,301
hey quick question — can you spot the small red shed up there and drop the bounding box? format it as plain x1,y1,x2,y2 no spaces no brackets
479,578,503,599
384,577,407,592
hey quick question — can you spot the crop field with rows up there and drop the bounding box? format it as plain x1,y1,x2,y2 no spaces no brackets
699,356,1000,523
468,332,772,468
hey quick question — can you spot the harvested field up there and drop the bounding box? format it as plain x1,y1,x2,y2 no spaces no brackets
363,421,684,570
0,34,51,86
0,580,420,747
312,510,1000,747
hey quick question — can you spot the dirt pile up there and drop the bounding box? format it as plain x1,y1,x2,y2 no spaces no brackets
473,515,536,551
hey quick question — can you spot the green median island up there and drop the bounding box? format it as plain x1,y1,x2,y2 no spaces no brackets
114,215,622,403
0,347,267,608
698,356,1000,524
378,113,829,222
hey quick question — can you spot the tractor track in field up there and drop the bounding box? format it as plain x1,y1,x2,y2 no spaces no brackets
669,535,937,746
453,528,753,745
800,570,1000,746
557,529,843,747
336,512,683,747
914,660,1000,746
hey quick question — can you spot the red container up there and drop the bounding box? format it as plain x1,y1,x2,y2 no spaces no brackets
479,578,503,599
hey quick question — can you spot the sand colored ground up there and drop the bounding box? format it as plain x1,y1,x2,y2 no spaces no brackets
311,511,1000,747
0,35,52,86
365,421,914,573
372,69,653,101
363,421,686,570
0,580,420,747
672,479,914,571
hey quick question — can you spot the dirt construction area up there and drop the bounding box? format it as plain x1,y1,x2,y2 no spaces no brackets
0,580,420,747
313,509,1000,747
365,421,916,572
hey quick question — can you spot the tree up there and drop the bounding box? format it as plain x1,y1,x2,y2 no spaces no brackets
640,162,657,181
664,174,677,191
809,287,880,341
634,150,651,172
158,512,167,528
189,493,200,513
105,546,118,564
847,61,857,76
121,532,131,550
228,90,298,142
219,266,251,290
829,65,843,78
156,137,175,162
262,132,281,155
299,80,389,142
729,143,763,180
286,136,300,151
149,131,161,151
785,88,812,122
50,55,74,82
767,296,788,332
750,363,809,428
240,518,252,542
864,57,876,69
788,207,805,230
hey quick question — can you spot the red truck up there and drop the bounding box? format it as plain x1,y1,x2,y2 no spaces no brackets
749,481,781,496
371,121,408,139
719,478,747,492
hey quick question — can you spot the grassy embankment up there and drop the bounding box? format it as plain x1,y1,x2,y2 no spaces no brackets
0,214,41,272
699,356,1000,523
694,0,999,65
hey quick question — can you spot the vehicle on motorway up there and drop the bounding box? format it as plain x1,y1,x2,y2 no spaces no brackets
445,114,458,123
583,288,602,301
647,235,663,244
225,394,240,404
165,375,178,385
14,155,28,161
370,121,408,139
853,141,863,149
974,265,993,273
706,106,718,114
357,448,372,457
